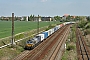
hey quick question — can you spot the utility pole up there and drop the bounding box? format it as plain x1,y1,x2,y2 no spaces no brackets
37,15,39,34
11,13,15,47
49,17,51,26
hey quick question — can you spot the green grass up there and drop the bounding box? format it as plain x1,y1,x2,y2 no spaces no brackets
0,21,61,38
61,50,69,60
0,46,24,60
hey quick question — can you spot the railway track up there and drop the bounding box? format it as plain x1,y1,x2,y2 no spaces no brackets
13,50,30,60
13,25,70,60
47,24,70,60
76,28,90,60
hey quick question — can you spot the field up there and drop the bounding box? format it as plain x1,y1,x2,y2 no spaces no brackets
0,21,61,38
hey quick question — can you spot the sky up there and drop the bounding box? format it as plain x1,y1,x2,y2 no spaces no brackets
0,0,90,17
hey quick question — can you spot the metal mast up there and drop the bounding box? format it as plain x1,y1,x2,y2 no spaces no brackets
37,15,39,34
11,13,15,46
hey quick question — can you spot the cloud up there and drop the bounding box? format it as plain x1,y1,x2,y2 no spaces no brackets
41,0,48,2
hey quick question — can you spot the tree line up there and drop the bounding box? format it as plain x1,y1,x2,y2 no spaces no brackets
0,14,87,22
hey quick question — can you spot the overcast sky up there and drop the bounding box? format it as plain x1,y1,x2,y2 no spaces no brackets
0,0,90,16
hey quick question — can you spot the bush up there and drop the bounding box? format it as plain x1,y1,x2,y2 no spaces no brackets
84,29,90,35
78,20,87,28
67,45,75,51
16,46,24,52
15,34,24,40
85,23,90,29
45,25,55,31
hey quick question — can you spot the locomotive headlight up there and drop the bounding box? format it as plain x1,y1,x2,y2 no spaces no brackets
26,44,33,47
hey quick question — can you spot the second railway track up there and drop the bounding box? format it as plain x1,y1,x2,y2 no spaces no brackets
76,28,90,60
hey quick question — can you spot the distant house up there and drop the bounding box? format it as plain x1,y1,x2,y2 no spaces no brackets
34,16,41,21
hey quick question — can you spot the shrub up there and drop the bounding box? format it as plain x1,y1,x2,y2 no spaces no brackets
67,45,75,51
15,34,24,40
78,20,87,28
84,29,90,35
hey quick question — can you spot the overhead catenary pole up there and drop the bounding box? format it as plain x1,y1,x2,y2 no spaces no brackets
11,13,15,46
37,15,39,34
49,17,51,26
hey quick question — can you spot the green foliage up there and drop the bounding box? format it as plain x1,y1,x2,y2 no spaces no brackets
23,17,26,21
86,16,90,21
19,38,29,47
66,15,71,20
29,14,34,21
16,46,25,52
70,25,76,42
61,51,69,60
67,45,75,51
78,20,87,28
54,16,61,21
15,34,24,40
45,25,55,31
85,23,90,29
84,29,90,35
0,41,4,46
75,16,80,20
0,46,24,60
48,25,55,29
